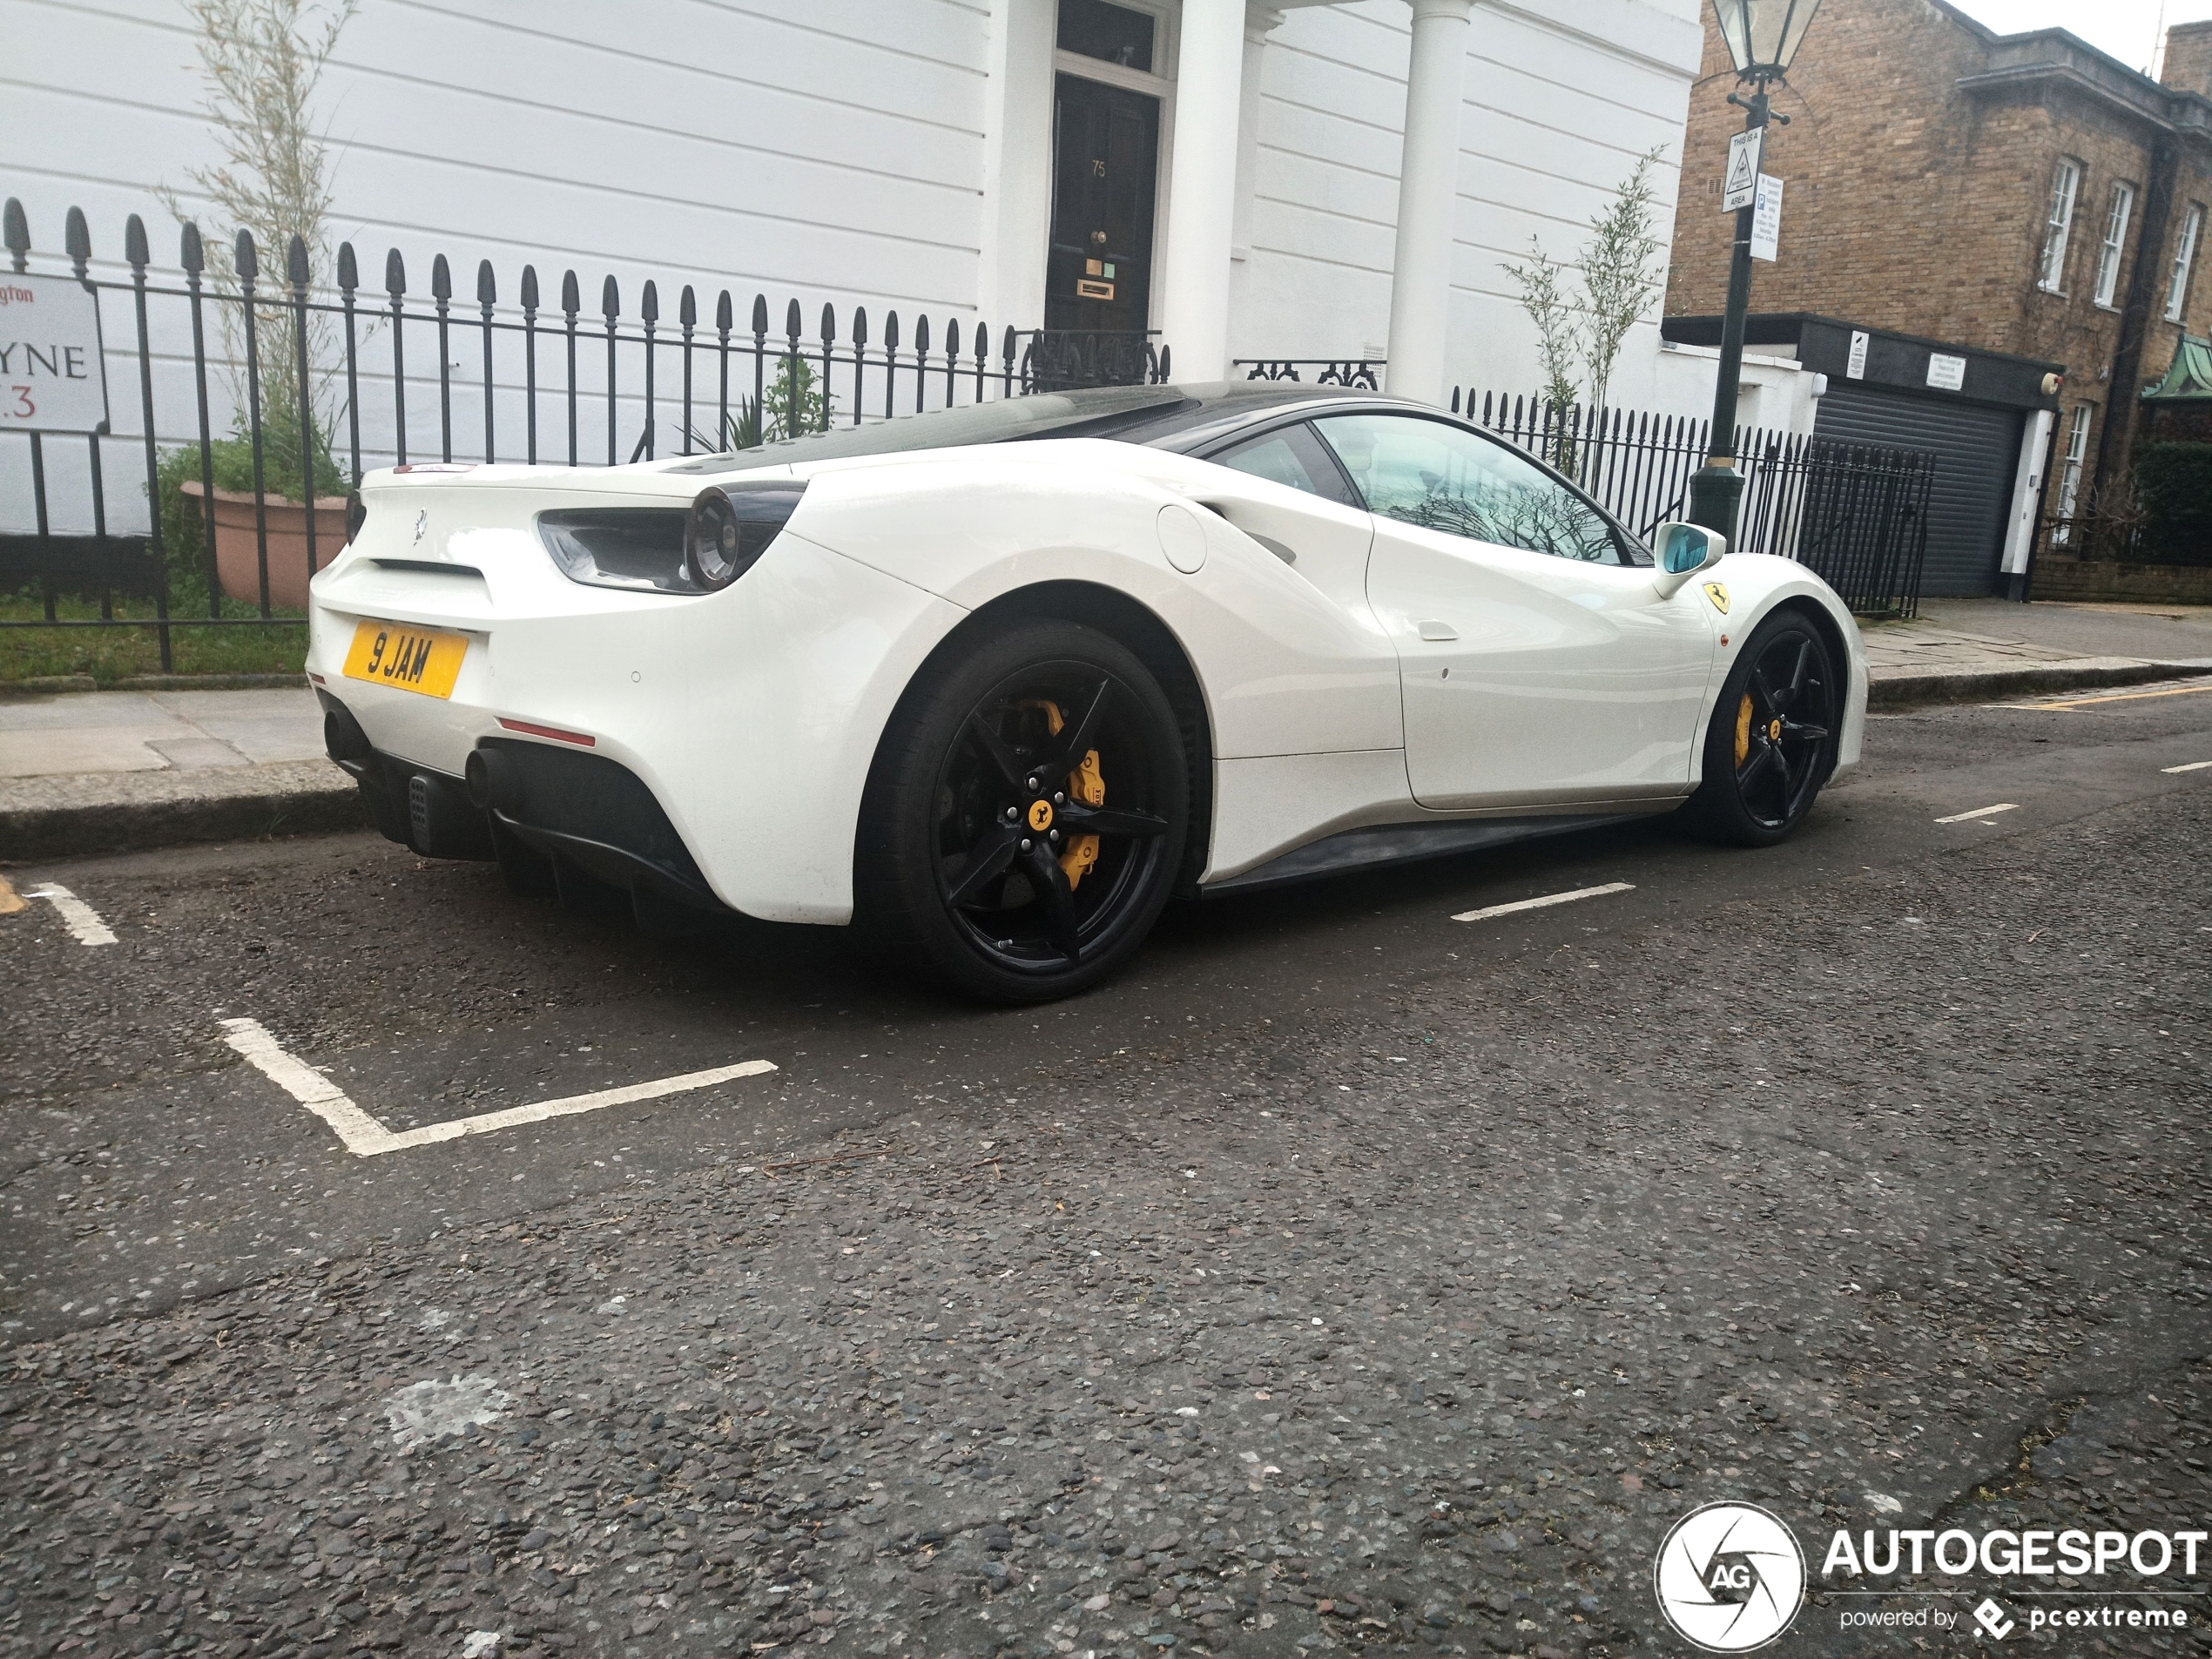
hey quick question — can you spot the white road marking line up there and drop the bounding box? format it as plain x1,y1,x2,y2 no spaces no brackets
1452,880,1635,923
218,1015,775,1157
374,1064,778,1153
2163,760,2212,773
219,1018,401,1153
1932,803,2018,825
24,883,118,946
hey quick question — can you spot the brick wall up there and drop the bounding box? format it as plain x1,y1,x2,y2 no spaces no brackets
2164,22,2212,99
1664,0,2212,505
1665,0,2011,337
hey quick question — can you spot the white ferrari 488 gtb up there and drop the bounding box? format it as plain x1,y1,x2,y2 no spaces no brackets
309,381,1866,1002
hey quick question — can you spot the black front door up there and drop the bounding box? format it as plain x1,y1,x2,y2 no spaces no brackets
1045,71,1159,334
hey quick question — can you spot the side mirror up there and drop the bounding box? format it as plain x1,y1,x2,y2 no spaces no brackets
1651,521,1727,598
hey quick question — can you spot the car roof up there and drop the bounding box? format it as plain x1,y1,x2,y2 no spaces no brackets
659,379,1401,475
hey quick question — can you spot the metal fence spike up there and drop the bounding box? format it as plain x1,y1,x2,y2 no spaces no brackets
641,279,658,323
432,253,452,300
3,199,28,264
385,247,406,295
915,314,929,354
602,274,620,318
521,265,538,311
181,220,204,273
716,290,733,333
125,213,149,269
234,228,258,281
853,305,868,347
946,317,961,359
885,310,899,351
561,269,579,316
679,284,696,327
337,241,357,291
751,293,768,336
287,233,309,287
784,297,801,340
64,206,91,273
819,300,835,344
476,259,496,306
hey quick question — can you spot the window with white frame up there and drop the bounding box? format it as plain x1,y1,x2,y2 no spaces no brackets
2053,402,2094,543
2094,182,2134,307
2040,158,2082,293
2168,202,2205,322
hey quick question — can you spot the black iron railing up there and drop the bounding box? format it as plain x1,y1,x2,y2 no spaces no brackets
0,199,1172,666
1457,387,1936,618
1234,359,1383,389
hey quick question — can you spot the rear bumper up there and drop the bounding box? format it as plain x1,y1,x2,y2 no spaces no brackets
306,528,966,923
322,695,730,918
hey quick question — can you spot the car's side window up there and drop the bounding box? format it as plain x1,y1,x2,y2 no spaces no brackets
1210,422,1361,509
1312,413,1626,563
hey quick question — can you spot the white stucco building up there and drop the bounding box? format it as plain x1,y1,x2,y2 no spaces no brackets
7,0,1705,410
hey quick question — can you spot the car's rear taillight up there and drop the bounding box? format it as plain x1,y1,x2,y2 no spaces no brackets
685,482,807,591
536,481,806,595
537,509,692,593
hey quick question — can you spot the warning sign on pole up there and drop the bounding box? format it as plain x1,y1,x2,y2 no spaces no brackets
1722,128,1764,212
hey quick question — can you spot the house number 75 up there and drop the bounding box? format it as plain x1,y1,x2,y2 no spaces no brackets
1091,159,1107,177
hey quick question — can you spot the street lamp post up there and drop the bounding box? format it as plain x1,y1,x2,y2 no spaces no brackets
1686,0,1824,544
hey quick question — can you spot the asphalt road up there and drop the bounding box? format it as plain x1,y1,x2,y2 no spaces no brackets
3,680,2210,1659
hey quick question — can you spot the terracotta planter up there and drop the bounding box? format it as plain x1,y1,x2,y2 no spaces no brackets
179,480,349,611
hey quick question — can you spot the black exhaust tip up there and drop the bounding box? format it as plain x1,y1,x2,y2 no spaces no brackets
465,745,520,813
323,704,374,765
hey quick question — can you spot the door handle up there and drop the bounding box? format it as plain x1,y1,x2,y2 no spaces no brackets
1416,619,1458,641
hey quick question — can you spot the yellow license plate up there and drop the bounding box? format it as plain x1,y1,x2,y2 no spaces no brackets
341,620,469,698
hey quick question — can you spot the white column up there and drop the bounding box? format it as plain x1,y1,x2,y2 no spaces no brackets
2000,408,2056,600
1231,6,1286,265
1160,0,1249,381
1384,0,1475,406
978,0,1058,335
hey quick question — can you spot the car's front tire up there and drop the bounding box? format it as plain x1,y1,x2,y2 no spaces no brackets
855,619,1189,1003
1684,608,1841,846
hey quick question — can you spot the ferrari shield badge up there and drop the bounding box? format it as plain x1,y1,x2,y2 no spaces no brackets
1703,582,1730,614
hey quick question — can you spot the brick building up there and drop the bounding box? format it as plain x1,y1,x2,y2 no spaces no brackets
1666,0,2212,577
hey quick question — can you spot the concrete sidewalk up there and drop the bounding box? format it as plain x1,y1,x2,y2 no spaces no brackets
1862,597,2212,705
3,597,2209,862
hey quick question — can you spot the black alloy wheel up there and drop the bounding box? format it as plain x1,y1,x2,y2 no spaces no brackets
857,620,1189,1002
1686,610,1840,846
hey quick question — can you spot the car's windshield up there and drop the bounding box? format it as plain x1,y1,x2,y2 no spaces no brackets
664,385,1199,474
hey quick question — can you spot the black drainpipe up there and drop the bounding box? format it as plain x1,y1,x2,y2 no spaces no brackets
2094,132,2181,498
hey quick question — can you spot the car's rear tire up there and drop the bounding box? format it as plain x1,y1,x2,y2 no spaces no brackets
855,619,1189,1003
1683,609,1841,846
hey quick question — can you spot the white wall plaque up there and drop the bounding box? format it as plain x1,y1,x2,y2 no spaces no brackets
0,273,111,434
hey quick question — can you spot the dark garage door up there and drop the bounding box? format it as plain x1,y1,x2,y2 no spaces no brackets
1815,384,2023,597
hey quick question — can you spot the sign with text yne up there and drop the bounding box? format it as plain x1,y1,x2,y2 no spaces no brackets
0,273,111,435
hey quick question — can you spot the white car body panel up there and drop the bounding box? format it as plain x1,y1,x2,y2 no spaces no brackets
307,407,1869,927
1366,516,1720,809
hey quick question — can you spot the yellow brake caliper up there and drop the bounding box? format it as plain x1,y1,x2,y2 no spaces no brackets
1734,692,1754,768
1028,701,1106,892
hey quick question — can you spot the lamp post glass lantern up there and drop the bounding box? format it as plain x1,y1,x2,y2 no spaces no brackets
1686,0,1823,544
1714,0,1822,83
